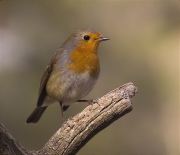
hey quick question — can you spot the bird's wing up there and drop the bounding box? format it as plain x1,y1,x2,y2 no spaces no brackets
37,50,62,107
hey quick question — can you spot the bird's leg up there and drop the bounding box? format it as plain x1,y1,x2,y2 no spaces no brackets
76,100,94,105
59,101,65,123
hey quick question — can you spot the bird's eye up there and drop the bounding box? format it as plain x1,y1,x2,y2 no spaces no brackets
83,35,90,41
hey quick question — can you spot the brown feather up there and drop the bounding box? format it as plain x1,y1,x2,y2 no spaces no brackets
26,107,47,123
37,50,62,107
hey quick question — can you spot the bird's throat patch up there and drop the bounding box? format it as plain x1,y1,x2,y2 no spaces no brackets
68,49,100,78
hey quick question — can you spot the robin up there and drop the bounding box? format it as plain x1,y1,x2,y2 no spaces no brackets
26,28,109,124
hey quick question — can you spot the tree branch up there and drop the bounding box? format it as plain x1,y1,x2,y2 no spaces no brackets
0,82,137,155
0,124,28,155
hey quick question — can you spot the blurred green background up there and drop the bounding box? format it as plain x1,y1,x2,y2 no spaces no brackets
0,1,179,155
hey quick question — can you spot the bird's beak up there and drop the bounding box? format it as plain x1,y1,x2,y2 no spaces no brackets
98,37,110,41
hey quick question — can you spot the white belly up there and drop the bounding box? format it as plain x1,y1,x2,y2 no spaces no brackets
61,71,98,105
43,70,99,107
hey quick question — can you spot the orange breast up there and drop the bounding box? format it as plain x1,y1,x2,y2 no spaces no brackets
68,43,100,78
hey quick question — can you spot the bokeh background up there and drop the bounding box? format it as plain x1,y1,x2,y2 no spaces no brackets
1,1,179,155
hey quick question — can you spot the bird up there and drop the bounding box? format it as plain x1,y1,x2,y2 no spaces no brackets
26,28,109,124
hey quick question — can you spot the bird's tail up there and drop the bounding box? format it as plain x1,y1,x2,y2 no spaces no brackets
26,107,47,124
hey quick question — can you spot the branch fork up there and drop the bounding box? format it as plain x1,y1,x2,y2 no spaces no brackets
0,82,137,155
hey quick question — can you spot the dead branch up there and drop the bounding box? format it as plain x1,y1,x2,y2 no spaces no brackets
0,82,137,155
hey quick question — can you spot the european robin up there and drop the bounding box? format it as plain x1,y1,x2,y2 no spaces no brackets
26,28,109,124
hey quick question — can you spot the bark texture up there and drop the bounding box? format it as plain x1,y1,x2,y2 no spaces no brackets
0,82,137,155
